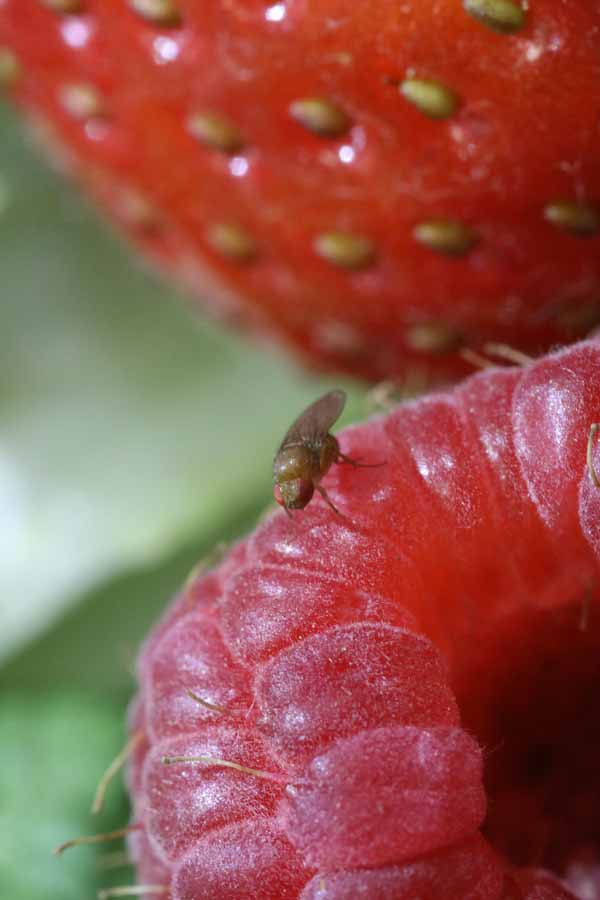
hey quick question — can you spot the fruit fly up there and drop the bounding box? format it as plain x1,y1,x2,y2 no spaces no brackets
273,389,374,515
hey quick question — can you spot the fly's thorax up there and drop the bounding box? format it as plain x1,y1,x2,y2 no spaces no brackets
318,434,340,480
273,443,319,484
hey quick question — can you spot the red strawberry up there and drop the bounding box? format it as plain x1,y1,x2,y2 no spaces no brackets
119,334,600,898
3,1,600,383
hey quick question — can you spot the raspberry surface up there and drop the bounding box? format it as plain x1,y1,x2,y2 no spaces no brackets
127,335,600,898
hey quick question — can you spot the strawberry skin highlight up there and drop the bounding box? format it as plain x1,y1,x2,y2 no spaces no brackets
3,2,600,382
124,335,600,898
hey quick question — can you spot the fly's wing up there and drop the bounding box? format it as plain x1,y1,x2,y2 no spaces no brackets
280,389,347,449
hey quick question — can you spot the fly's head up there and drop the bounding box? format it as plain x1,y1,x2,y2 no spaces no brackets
273,444,317,511
273,478,315,511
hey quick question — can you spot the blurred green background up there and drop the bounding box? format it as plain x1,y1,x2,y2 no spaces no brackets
0,101,367,899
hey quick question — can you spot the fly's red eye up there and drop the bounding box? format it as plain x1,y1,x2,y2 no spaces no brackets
274,484,285,507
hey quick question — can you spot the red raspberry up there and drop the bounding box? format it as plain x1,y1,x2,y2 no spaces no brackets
125,334,600,898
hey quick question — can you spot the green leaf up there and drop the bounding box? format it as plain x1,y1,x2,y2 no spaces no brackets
0,692,132,900
0,102,365,663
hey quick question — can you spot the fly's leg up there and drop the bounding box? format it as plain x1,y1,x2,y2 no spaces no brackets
316,483,341,515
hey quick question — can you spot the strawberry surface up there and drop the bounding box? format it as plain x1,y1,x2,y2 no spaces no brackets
123,335,600,898
3,1,600,382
